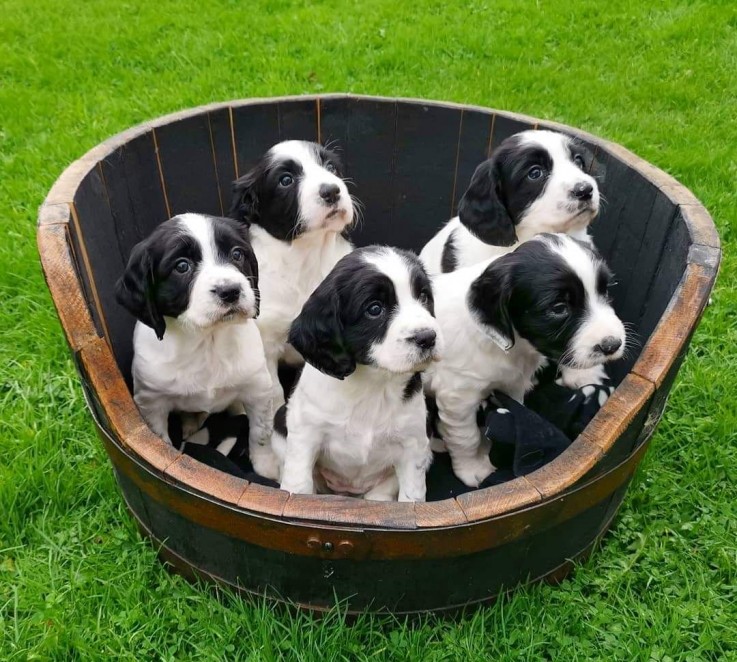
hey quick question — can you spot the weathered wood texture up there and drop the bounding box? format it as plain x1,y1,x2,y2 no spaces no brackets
37,95,720,613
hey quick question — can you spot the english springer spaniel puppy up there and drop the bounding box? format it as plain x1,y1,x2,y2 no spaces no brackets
274,246,442,502
230,140,356,408
115,213,278,479
424,233,626,487
419,130,600,275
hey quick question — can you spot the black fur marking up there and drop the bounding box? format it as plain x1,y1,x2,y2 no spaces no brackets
115,217,204,339
115,215,260,339
274,404,288,437
440,230,457,273
406,251,434,315
229,143,348,242
456,132,594,258
288,246,433,379
469,235,604,363
402,372,423,401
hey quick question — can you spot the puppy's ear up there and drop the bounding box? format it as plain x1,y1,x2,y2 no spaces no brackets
115,241,166,340
458,159,517,247
229,168,260,225
288,284,356,380
468,256,515,350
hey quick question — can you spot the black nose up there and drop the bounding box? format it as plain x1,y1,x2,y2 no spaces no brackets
214,285,241,304
409,329,436,351
319,183,341,204
595,336,622,356
571,181,594,201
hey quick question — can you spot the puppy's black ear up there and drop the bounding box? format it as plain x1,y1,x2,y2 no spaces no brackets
468,255,515,350
288,283,356,380
115,241,166,340
458,159,517,247
229,168,260,225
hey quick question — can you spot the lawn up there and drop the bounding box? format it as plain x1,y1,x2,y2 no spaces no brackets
1,0,736,659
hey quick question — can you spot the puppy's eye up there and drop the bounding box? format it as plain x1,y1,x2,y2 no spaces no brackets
418,290,432,305
324,162,337,174
174,259,191,274
527,166,543,180
279,174,294,187
573,153,585,169
365,301,384,318
231,248,244,262
551,302,569,317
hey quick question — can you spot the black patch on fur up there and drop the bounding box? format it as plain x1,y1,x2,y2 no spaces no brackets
115,215,259,339
274,404,288,437
440,230,457,273
402,372,423,401
407,252,434,315
212,215,260,314
469,235,604,363
229,142,348,242
115,217,203,339
456,132,595,260
288,246,433,378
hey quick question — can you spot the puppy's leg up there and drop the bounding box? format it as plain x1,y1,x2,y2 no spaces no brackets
394,437,432,502
235,371,280,481
141,408,173,445
280,429,321,495
364,474,399,502
264,344,286,411
134,392,173,445
437,395,494,488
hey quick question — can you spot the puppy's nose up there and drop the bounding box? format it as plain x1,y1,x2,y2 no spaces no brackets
409,329,437,350
595,336,622,356
319,183,341,204
571,181,594,201
214,284,241,304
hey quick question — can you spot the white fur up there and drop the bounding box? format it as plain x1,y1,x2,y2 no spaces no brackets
131,214,278,479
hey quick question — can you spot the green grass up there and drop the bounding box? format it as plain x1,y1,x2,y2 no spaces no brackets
1,0,736,658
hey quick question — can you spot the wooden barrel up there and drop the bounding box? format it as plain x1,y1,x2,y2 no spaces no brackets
37,95,720,614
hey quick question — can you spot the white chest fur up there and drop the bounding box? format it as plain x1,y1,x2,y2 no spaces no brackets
132,319,266,414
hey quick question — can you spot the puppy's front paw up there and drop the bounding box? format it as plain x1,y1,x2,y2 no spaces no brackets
453,454,495,487
250,445,281,481
279,477,315,495
557,365,608,390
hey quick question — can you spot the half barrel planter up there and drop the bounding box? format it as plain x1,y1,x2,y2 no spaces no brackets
37,95,720,614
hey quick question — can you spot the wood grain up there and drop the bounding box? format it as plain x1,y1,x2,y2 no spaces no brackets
415,499,468,528
165,453,249,506
36,220,99,352
283,493,417,529
456,477,541,522
632,261,718,387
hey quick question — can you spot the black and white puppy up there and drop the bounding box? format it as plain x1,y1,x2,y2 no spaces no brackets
115,213,278,479
420,130,600,275
274,246,442,502
424,233,625,487
230,140,356,408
